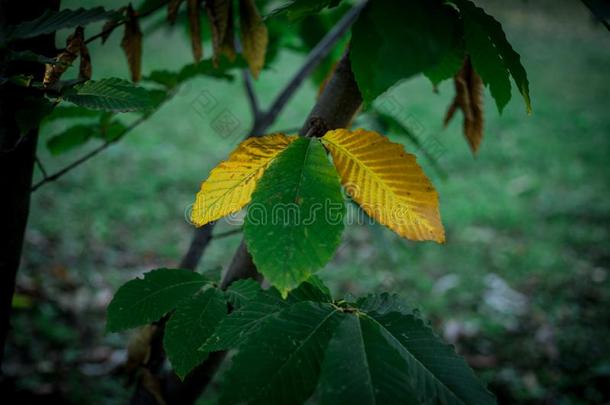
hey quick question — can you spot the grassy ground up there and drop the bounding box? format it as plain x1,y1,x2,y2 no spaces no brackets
6,0,610,403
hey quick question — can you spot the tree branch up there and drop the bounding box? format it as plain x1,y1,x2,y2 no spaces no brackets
581,0,610,32
82,0,170,46
250,1,365,136
34,156,48,179
242,69,261,118
299,48,363,136
212,227,242,240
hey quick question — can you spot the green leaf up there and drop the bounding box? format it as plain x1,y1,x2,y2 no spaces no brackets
225,279,262,309
144,58,240,89
7,50,59,65
267,0,343,22
1,74,34,87
213,292,494,404
244,137,345,296
424,39,465,86
317,313,421,403
219,301,344,405
457,6,510,113
62,78,154,112
143,70,181,89
98,121,127,141
45,119,127,155
106,268,208,332
453,0,531,114
42,106,102,123
164,288,227,379
200,277,332,353
363,310,496,404
356,292,409,316
200,289,286,353
351,0,460,104
46,124,94,155
5,7,119,41
296,7,350,86
137,0,166,15
288,275,333,303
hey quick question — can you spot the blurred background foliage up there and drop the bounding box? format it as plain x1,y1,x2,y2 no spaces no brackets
4,0,610,403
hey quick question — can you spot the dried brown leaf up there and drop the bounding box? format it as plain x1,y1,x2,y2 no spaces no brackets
219,0,237,62
239,0,268,79
206,0,233,65
141,369,166,405
444,57,484,154
187,0,203,62
125,325,155,374
43,26,84,87
167,0,184,24
79,40,92,80
121,4,143,82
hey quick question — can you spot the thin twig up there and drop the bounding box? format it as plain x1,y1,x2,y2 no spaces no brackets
83,0,170,46
242,69,261,118
581,0,610,32
34,156,48,179
30,116,145,191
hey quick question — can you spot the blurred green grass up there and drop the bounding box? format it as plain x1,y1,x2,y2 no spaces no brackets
11,0,610,403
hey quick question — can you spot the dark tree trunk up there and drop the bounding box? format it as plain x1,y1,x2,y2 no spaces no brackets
0,0,59,370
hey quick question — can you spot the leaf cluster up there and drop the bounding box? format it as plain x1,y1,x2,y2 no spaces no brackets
107,268,495,404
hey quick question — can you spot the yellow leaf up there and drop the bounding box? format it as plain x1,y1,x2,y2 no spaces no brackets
239,0,268,79
322,129,445,243
192,134,296,226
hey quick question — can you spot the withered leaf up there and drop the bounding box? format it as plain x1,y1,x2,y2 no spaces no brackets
239,0,268,79
121,4,143,82
43,26,85,87
187,0,203,62
206,0,233,65
219,1,236,62
167,0,184,24
444,57,484,154
79,40,92,80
